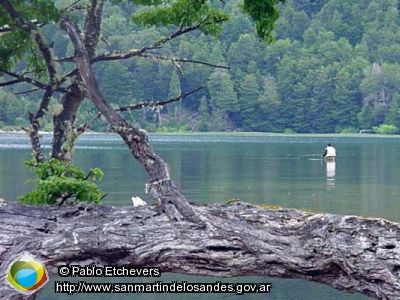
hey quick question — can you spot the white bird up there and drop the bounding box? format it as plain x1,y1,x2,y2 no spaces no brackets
131,196,147,207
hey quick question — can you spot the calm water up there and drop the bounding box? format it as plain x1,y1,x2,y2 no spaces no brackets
1,132,399,300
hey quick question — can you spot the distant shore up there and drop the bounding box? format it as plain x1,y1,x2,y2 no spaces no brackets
1,130,399,138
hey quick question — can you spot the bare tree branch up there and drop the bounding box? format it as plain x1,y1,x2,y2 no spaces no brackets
59,68,79,83
14,88,41,95
138,53,230,69
78,87,204,132
119,87,204,112
0,20,43,33
57,16,228,84
0,69,64,91
0,24,11,33
56,56,75,63
0,69,48,89
92,17,228,63
0,79,22,87
63,0,87,12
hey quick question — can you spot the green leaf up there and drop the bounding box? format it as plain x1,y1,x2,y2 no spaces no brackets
18,159,105,205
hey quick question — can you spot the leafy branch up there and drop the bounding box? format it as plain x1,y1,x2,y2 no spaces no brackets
19,159,105,205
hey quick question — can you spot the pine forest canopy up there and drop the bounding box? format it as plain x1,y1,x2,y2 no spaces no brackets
0,0,399,134
0,0,283,131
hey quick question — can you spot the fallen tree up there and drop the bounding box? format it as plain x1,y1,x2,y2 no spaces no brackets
0,201,399,300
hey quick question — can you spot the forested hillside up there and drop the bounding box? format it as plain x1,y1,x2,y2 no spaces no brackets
2,0,400,134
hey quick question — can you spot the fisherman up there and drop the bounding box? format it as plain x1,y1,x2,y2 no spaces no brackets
322,143,336,160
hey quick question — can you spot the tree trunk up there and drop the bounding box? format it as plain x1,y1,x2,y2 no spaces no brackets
51,79,85,162
0,202,399,300
51,0,103,162
60,14,202,224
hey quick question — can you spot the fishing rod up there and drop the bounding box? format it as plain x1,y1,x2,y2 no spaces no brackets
298,153,321,157
297,154,323,160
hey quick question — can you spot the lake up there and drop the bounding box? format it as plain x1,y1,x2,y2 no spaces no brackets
1,132,399,300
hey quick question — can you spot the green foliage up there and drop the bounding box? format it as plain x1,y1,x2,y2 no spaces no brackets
19,159,105,206
372,124,399,135
158,124,189,132
242,0,286,42
358,104,375,130
5,0,400,135
0,90,25,125
0,0,59,73
132,0,229,36
283,128,296,134
340,126,358,134
207,70,238,114
385,92,400,127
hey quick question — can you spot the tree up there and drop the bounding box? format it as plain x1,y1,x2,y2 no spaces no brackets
360,63,400,126
167,69,182,122
358,103,375,129
385,92,400,128
237,73,263,131
274,2,310,41
98,61,135,107
332,57,368,131
0,89,24,124
207,69,238,129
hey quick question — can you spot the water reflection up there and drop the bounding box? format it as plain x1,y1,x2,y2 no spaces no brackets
326,160,336,190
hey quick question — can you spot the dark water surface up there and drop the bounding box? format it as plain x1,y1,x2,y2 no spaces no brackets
1,132,399,300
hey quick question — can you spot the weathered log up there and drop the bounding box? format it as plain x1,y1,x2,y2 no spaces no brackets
0,202,399,300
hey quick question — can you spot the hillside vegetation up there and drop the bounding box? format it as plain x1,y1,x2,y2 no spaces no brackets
2,0,400,134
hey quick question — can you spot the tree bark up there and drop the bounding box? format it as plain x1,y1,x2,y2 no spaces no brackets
51,79,85,162
0,202,399,300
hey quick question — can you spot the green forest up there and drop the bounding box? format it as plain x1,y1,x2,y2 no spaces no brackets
2,0,400,134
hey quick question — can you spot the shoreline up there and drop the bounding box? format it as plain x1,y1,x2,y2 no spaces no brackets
1,130,400,139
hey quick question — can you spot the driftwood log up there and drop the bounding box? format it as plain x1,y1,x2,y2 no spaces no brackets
0,201,399,300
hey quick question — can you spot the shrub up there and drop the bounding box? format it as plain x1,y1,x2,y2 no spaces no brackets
340,126,358,134
283,128,296,134
19,159,105,205
372,124,399,135
197,122,208,132
14,117,27,127
178,124,189,132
